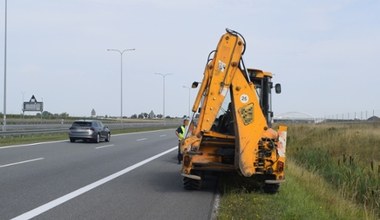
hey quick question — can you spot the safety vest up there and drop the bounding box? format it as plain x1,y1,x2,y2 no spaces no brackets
178,125,185,140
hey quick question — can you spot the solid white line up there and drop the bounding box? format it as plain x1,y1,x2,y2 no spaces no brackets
112,129,172,137
159,134,167,137
0,157,45,168
210,191,221,220
11,146,177,220
95,144,115,149
0,140,65,150
136,138,147,142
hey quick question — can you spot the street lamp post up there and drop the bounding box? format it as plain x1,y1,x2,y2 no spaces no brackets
3,0,8,131
182,85,191,117
155,73,171,119
107,48,135,123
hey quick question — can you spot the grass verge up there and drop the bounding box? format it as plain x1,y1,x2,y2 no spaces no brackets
289,123,379,218
218,123,379,219
218,160,373,220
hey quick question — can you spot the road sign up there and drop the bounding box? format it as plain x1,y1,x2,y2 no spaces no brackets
23,95,43,112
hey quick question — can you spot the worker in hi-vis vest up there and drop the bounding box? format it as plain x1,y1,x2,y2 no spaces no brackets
175,118,190,164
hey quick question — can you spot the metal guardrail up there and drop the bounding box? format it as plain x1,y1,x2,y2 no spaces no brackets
0,128,69,136
0,121,179,136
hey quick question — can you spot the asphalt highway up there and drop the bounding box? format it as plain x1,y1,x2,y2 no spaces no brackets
0,129,217,220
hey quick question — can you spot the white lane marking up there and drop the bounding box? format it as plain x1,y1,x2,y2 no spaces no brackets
159,134,166,137
11,146,177,220
95,144,115,150
136,138,147,142
0,157,45,168
0,141,66,150
115,129,172,136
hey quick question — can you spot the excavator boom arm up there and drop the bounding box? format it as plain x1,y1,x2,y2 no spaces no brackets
194,31,246,135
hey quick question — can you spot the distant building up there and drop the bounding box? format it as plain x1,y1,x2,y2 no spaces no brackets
273,112,316,124
367,116,380,121
91,109,96,118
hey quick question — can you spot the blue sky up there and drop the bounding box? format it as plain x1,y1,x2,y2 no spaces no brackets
0,0,379,118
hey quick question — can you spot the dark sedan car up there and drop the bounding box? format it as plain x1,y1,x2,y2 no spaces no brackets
68,120,111,143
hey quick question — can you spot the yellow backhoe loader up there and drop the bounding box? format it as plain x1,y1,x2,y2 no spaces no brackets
180,29,287,193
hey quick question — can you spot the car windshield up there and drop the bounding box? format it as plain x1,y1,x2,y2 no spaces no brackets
72,122,92,127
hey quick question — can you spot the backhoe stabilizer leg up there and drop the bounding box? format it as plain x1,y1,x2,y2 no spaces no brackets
265,179,285,184
181,173,201,180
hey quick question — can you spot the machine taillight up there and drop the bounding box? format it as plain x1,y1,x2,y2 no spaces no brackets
184,155,191,166
277,161,284,172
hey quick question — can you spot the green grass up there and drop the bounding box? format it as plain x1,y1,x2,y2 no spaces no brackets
218,160,372,220
217,123,379,219
0,133,68,146
289,123,380,218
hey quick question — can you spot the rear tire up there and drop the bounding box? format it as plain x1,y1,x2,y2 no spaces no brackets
183,171,203,190
95,133,100,143
70,138,75,143
263,183,280,194
183,177,202,190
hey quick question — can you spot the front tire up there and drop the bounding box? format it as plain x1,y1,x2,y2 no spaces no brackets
105,133,111,142
70,138,75,143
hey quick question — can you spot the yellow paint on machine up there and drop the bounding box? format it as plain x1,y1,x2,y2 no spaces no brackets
180,29,287,192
